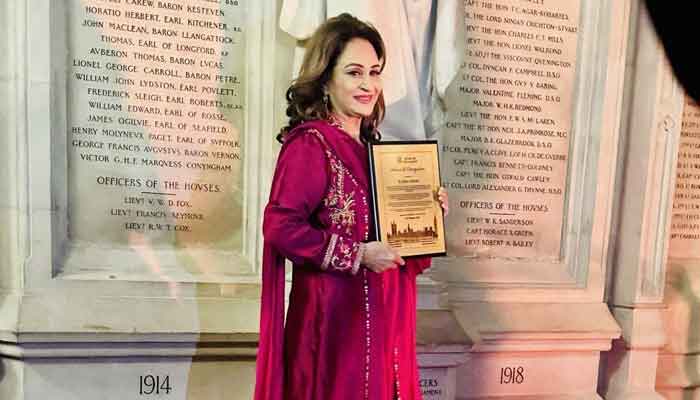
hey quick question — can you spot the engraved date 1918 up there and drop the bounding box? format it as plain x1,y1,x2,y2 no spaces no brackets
499,366,525,384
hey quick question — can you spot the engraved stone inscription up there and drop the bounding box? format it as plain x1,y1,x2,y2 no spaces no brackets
442,0,581,258
139,374,172,396
419,368,448,400
67,0,245,249
669,96,700,259
499,366,525,384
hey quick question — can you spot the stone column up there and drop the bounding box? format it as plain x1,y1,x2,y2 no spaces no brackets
1,0,28,398
599,2,683,399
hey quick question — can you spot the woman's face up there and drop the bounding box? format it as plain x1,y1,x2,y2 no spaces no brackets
326,38,383,121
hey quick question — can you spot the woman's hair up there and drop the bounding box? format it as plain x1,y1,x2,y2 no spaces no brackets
278,13,386,144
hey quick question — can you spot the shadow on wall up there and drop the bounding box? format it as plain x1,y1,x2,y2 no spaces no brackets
597,338,626,397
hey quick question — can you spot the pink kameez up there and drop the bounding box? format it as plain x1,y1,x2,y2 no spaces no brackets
255,120,431,400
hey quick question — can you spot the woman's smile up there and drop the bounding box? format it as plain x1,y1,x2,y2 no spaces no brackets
354,94,374,104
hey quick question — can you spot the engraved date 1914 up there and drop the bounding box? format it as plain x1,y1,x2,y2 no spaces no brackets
139,375,172,395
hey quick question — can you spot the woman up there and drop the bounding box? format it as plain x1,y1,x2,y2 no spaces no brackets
255,13,448,400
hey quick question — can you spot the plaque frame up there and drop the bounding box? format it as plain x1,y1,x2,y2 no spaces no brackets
368,140,447,258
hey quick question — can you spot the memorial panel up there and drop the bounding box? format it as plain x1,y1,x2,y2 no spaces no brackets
65,1,246,261
669,96,700,259
442,0,581,259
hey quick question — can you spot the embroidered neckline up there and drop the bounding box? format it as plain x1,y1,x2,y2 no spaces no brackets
309,129,367,190
327,114,345,130
327,115,364,147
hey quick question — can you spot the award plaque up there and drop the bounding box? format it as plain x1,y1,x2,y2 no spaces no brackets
368,141,447,257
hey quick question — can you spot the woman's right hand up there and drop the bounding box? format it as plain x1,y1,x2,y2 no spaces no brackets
361,241,405,273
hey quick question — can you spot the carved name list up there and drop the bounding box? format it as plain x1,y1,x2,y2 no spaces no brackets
67,0,245,249
443,0,580,259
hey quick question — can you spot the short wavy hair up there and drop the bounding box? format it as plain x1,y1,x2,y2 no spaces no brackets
278,13,386,143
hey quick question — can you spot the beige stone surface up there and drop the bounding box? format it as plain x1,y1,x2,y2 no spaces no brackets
661,262,700,354
457,352,602,398
416,310,472,348
451,302,618,399
658,262,700,396
603,341,666,400
0,358,22,400
454,302,619,340
657,352,700,390
20,357,255,400
0,0,22,297
658,389,700,400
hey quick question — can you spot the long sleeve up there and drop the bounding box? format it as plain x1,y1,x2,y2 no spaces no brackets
263,133,364,275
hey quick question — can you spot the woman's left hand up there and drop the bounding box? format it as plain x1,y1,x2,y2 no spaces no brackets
438,187,449,216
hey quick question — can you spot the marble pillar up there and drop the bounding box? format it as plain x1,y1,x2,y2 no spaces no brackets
599,2,683,400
